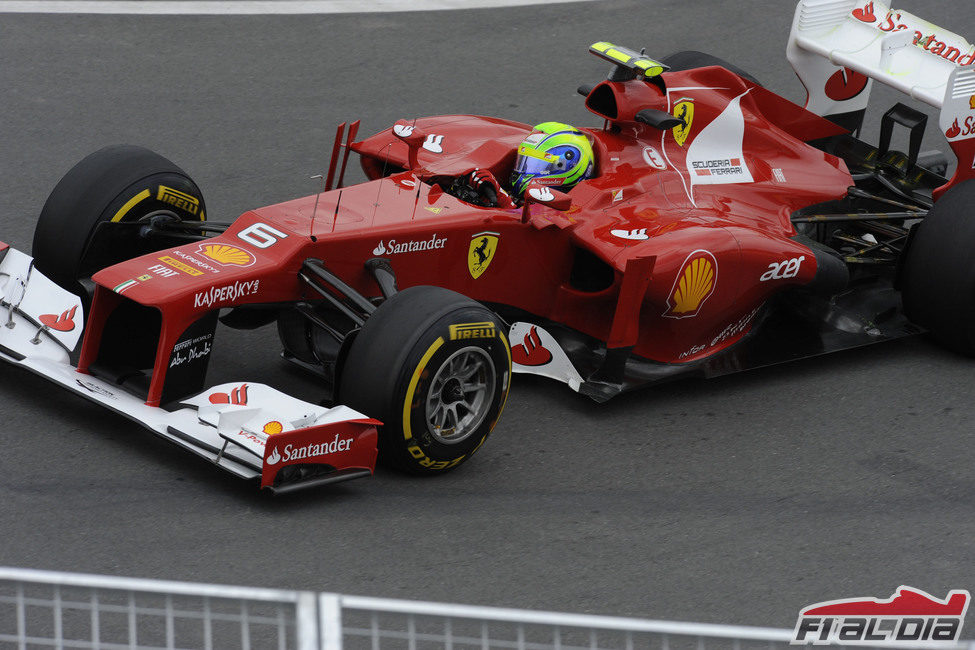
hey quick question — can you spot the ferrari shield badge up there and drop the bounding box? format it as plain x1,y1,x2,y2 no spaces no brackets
468,231,499,279
672,100,694,147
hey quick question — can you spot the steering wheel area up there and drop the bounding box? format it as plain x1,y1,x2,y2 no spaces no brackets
446,176,498,208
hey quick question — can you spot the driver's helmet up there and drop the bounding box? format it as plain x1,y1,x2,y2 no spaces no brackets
510,122,594,196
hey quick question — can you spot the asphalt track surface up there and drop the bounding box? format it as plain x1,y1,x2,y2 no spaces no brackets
2,0,975,631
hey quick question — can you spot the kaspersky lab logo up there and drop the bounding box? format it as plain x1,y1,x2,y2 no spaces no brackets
792,586,970,645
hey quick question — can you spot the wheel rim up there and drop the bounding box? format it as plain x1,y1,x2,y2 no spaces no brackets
424,346,496,445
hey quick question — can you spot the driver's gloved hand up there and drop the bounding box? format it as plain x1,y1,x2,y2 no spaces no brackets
469,168,516,208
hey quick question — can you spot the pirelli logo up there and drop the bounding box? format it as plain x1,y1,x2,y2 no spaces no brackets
157,185,200,215
158,255,203,277
449,322,496,341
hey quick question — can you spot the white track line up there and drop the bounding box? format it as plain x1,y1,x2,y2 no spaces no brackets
0,0,594,14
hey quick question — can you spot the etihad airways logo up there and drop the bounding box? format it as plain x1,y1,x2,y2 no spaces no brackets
193,280,260,309
265,433,353,465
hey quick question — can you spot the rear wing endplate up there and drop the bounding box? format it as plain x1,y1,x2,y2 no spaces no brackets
788,0,975,195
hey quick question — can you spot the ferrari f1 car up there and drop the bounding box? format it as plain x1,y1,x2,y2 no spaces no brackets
2,0,973,492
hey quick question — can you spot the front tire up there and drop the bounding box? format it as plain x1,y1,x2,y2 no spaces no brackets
32,145,206,292
338,286,511,474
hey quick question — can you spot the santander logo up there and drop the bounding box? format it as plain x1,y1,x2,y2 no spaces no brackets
852,1,876,23
39,305,78,332
264,433,353,466
528,187,555,202
824,68,870,102
511,326,553,367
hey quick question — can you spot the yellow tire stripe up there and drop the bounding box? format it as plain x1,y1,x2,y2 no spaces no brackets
111,189,151,222
402,336,444,441
494,331,513,425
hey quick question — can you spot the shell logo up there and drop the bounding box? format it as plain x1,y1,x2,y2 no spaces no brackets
263,421,283,435
663,250,718,319
197,243,255,267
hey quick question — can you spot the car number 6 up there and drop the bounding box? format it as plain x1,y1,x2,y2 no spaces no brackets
238,222,289,248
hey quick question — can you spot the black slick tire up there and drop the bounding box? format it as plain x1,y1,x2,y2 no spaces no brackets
661,51,762,86
32,145,206,292
338,286,511,474
902,180,975,355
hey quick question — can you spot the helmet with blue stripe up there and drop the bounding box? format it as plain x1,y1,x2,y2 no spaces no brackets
510,122,594,196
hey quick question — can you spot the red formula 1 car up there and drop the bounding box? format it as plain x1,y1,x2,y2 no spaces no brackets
2,0,974,492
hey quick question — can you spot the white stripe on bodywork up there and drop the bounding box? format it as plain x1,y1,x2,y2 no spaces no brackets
685,90,754,202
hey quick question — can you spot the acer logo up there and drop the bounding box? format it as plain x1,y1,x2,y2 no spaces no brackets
761,256,805,282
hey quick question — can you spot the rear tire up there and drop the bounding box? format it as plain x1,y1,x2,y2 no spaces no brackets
661,51,762,86
901,180,975,355
338,286,511,474
33,145,206,292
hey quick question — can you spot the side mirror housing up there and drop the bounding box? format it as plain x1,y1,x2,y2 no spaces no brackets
635,108,685,131
521,182,573,223
391,120,428,168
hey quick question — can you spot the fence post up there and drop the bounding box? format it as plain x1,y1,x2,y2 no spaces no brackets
296,591,321,650
319,592,344,650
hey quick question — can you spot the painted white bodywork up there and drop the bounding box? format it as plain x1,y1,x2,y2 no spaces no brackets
0,244,370,482
788,0,975,115
508,322,584,392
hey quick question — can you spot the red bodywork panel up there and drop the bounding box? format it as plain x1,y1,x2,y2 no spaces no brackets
260,420,378,489
87,66,853,404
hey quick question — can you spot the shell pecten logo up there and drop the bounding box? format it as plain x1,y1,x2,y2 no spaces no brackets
197,243,256,267
664,250,718,319
263,421,283,435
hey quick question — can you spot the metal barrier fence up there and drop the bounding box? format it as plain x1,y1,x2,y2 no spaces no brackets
1,567,971,650
0,568,318,650
329,594,796,650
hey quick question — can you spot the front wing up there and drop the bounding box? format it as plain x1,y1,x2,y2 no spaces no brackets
0,242,379,494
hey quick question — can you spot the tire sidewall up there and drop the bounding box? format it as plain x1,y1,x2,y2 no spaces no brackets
338,286,511,474
33,145,205,290
901,180,975,354
390,307,510,472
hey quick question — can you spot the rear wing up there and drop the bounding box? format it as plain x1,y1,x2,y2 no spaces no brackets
788,0,975,196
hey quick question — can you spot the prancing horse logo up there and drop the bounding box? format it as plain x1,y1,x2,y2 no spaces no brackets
468,231,499,279
672,99,695,147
